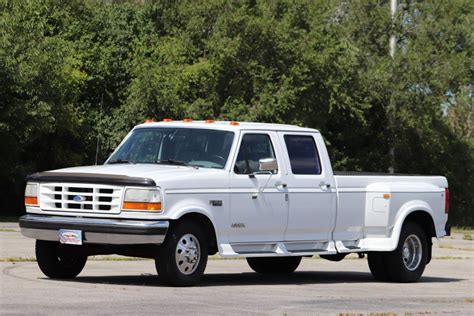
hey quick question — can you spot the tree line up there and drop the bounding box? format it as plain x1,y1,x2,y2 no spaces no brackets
1,0,472,226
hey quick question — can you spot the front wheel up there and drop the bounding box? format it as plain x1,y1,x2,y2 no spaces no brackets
247,256,302,274
35,240,87,279
155,221,208,286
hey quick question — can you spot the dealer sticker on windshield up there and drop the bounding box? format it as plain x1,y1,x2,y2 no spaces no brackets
58,229,82,245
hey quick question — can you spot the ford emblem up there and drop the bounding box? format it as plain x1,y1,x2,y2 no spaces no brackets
73,195,87,202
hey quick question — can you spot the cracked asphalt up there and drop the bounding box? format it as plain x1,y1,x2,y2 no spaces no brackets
1,222,473,315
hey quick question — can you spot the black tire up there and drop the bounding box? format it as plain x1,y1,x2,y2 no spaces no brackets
155,221,208,286
368,252,390,281
247,256,302,274
386,222,428,282
368,222,428,283
35,240,87,279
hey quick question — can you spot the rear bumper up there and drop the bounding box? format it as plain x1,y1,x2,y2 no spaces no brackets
19,214,169,245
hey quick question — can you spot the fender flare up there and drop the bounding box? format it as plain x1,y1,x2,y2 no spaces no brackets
167,206,213,221
388,200,435,251
167,206,221,247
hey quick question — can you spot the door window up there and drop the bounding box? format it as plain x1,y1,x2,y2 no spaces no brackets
284,135,321,175
234,134,277,174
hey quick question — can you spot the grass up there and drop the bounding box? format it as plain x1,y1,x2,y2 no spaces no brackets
0,257,36,262
338,313,398,316
439,244,474,251
452,227,474,235
89,256,148,261
209,255,243,260
463,234,473,241
0,216,19,223
0,256,150,262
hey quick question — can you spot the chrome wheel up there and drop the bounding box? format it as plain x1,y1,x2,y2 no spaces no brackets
175,233,201,275
402,234,422,271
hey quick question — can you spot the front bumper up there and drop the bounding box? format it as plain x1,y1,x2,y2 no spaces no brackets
19,214,169,245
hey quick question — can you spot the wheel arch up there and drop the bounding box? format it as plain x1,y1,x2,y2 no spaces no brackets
172,211,218,255
402,210,436,264
392,205,436,263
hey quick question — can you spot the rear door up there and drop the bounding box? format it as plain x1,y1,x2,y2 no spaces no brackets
277,132,336,242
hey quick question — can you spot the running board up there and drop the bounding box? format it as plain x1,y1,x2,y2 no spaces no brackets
334,240,366,253
219,241,338,257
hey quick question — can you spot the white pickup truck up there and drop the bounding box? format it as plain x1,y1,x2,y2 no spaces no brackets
20,120,450,286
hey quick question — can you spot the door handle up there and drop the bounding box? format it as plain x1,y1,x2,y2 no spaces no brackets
319,182,331,189
275,183,287,189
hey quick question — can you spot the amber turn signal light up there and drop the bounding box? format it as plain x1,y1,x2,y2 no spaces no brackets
24,196,38,206
122,202,161,211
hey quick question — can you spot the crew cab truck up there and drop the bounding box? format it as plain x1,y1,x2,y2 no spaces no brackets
20,120,450,286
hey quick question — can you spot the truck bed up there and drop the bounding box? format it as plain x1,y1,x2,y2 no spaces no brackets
332,173,448,245
333,171,429,176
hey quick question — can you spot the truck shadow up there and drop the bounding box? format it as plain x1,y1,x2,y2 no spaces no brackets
64,271,463,287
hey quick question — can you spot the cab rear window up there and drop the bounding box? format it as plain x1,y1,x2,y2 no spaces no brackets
284,135,321,175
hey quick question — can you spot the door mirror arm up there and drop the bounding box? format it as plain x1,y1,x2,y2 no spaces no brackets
250,172,274,198
249,158,277,197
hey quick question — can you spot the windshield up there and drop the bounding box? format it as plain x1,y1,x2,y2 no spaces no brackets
107,128,235,169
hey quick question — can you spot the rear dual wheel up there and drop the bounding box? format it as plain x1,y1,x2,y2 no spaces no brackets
368,222,428,282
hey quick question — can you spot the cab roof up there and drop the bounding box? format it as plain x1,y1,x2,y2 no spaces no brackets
134,120,319,133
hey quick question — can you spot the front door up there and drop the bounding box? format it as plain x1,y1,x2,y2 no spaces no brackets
228,132,289,243
277,132,336,242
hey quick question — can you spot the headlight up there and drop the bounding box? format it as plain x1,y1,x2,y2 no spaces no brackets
122,188,162,212
25,183,39,206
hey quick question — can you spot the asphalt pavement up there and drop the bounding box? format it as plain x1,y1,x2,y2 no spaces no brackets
1,222,473,315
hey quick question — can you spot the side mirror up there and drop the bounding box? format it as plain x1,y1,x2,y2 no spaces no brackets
259,158,278,172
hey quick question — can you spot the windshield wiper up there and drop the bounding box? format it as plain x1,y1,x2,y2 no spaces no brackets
108,159,135,164
156,159,198,169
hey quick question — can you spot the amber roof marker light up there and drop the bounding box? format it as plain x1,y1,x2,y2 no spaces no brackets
205,119,215,124
229,121,240,126
183,118,193,123
162,118,173,122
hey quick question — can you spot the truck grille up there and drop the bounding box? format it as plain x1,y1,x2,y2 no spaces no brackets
39,183,123,214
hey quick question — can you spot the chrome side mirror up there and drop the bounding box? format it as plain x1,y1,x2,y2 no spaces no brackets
259,158,278,172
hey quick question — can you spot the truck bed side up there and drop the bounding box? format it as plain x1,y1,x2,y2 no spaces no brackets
333,175,448,252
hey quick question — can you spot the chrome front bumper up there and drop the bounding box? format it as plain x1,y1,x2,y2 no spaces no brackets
19,214,169,245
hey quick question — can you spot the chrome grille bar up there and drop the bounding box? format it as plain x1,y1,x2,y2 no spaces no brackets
39,183,123,214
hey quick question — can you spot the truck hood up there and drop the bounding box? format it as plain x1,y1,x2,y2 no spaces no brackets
47,164,208,182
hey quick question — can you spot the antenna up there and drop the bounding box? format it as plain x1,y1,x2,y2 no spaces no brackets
95,93,103,165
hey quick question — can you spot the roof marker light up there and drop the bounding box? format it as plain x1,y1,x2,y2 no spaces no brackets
230,121,240,126
183,118,193,123
162,118,173,122
205,120,215,124
145,119,155,123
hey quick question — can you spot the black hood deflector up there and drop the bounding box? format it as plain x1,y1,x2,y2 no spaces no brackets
26,172,156,187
